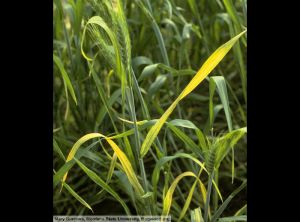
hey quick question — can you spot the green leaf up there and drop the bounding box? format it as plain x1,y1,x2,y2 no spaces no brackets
53,139,66,161
168,119,198,129
132,56,153,74
141,192,153,199
62,181,93,212
209,76,232,131
148,75,167,98
215,127,247,167
53,141,99,188
182,23,192,40
135,0,170,66
223,0,243,32
162,18,181,42
218,215,247,221
138,63,176,81
94,88,121,130
167,119,208,152
234,204,247,216
210,181,247,222
204,171,214,221
75,158,131,215
166,123,204,159
114,171,137,211
74,0,83,35
53,54,77,105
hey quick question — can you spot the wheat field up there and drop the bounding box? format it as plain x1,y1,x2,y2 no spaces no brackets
53,0,247,221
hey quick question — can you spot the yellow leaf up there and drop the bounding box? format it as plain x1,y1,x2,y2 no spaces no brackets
140,30,246,158
61,133,144,197
162,171,205,216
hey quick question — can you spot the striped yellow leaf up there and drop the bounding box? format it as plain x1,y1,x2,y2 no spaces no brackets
191,207,204,222
107,152,118,183
178,174,208,221
178,181,197,221
106,138,144,196
61,133,144,197
62,133,105,183
140,30,247,158
162,171,205,216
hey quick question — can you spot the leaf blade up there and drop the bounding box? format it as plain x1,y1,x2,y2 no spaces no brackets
53,54,77,105
140,30,246,158
75,158,131,215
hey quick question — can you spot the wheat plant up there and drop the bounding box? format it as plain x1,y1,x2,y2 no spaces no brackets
53,0,247,221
